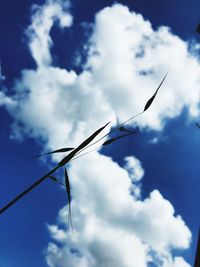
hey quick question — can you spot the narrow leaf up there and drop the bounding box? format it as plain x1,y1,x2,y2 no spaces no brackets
75,121,110,151
102,131,137,146
65,168,73,230
58,121,110,166
143,72,168,112
33,147,74,158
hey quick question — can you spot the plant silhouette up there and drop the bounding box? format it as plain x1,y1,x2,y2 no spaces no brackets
0,72,168,228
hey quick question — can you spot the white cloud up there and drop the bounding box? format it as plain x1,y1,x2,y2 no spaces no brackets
3,3,200,148
4,0,115,151
0,65,12,107
86,4,200,130
124,156,144,198
45,153,191,267
0,0,197,266
161,256,192,267
124,156,144,182
170,257,192,267
0,61,5,82
27,0,73,67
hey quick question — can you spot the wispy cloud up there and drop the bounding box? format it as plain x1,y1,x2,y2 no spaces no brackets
27,0,73,67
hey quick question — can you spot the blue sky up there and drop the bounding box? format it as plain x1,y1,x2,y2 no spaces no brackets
0,1,200,267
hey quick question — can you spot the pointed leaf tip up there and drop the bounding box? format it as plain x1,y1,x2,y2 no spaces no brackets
33,147,74,158
58,121,110,167
102,131,137,146
64,168,71,201
64,168,73,230
143,72,168,112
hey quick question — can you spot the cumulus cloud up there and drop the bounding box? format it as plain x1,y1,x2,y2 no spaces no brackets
0,0,197,266
45,154,191,267
3,2,200,148
161,257,191,267
3,0,115,151
87,4,200,129
2,2,200,150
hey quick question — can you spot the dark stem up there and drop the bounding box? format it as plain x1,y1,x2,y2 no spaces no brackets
0,165,59,215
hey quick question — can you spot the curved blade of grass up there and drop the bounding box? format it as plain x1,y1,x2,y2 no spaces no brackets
71,131,138,162
143,71,168,112
33,147,74,158
75,122,110,151
58,121,110,167
0,73,168,215
65,168,73,231
0,122,110,215
102,131,137,146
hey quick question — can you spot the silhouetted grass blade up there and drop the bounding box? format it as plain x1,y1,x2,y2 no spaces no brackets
72,73,168,155
143,72,168,112
0,72,168,216
64,168,73,230
33,147,74,158
58,122,110,166
0,122,111,214
75,121,110,151
102,132,136,146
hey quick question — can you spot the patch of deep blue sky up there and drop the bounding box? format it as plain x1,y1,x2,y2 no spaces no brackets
0,1,200,267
